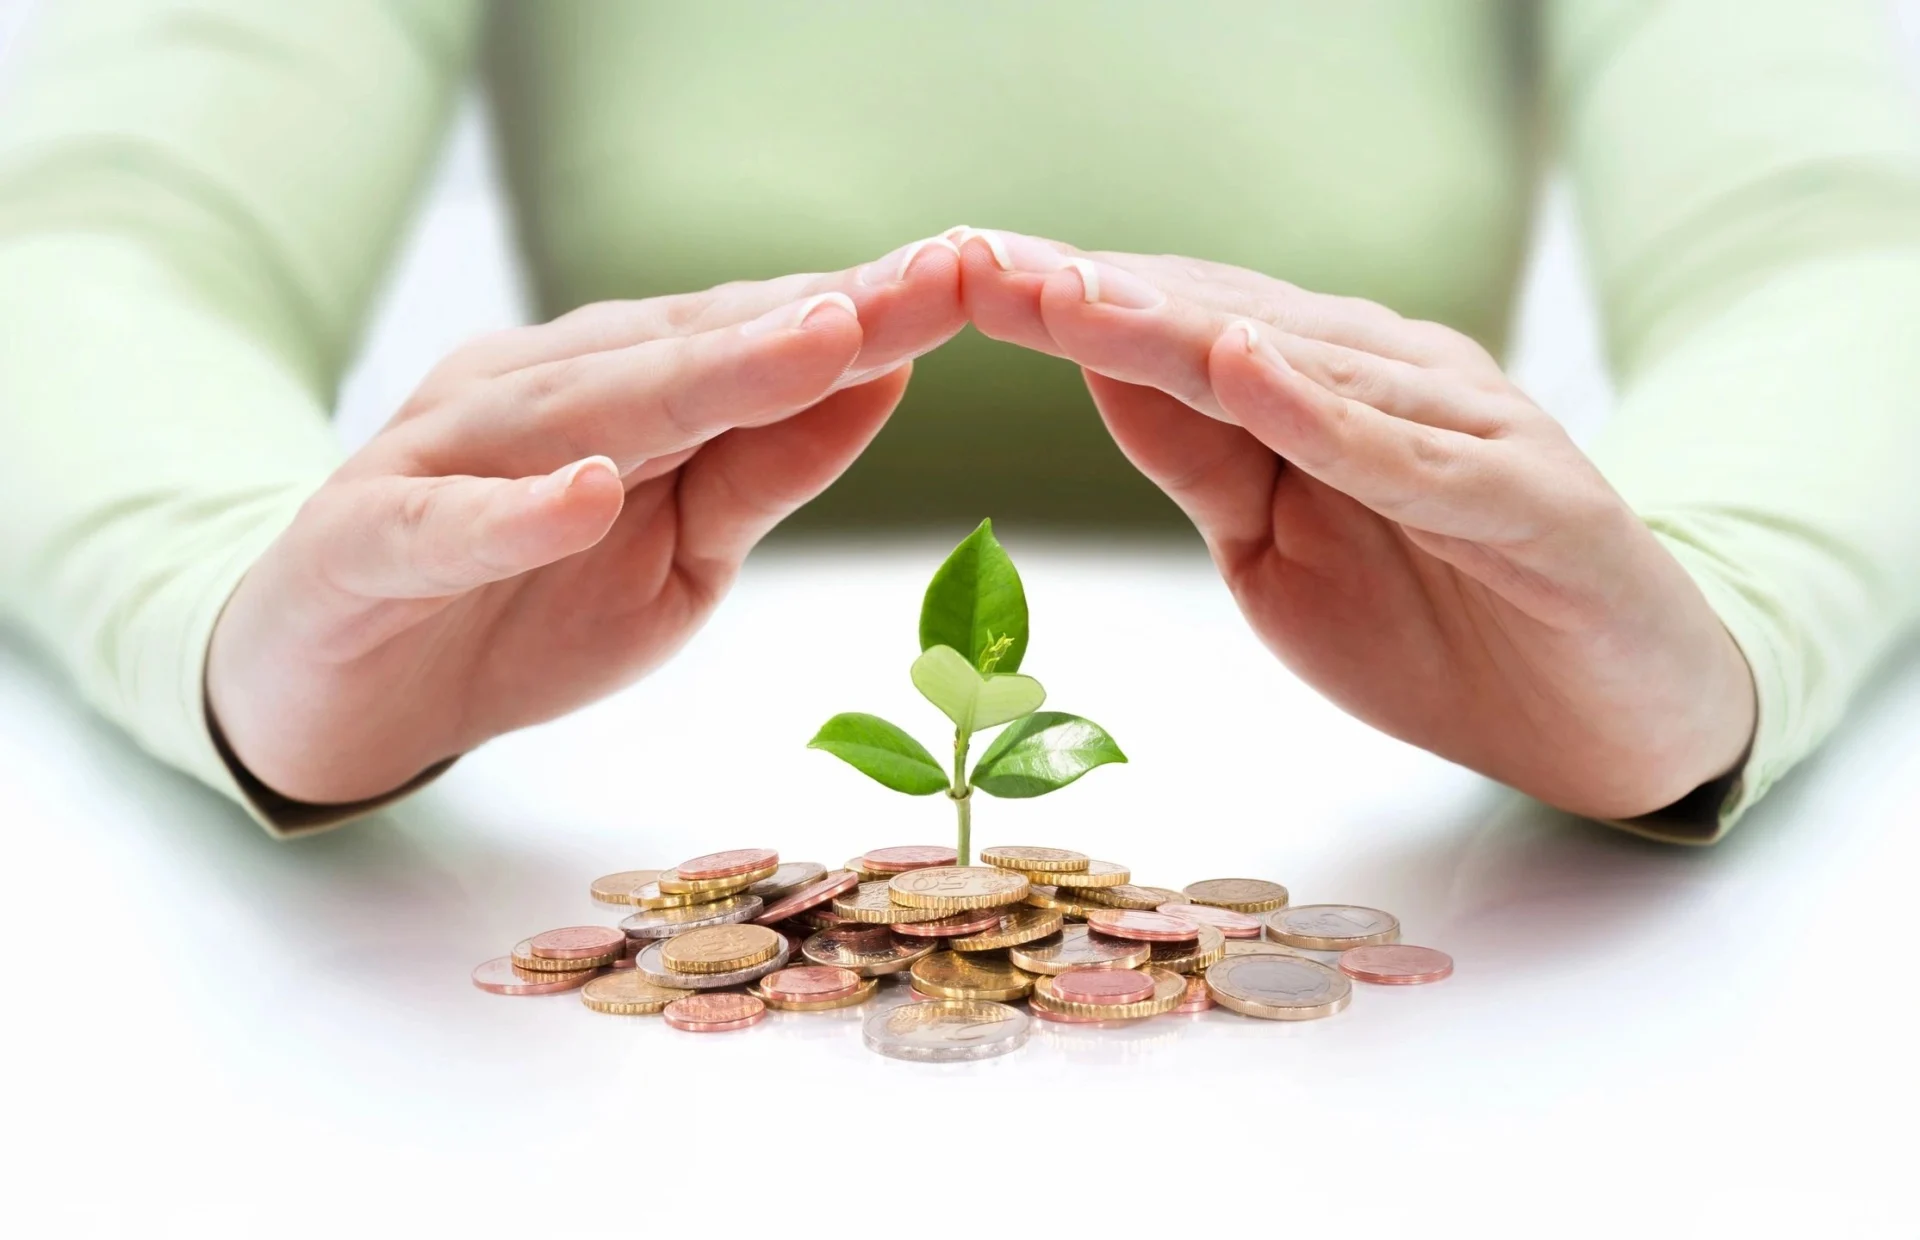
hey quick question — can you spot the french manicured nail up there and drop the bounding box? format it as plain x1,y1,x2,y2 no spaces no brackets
857,236,960,286
740,291,858,337
1231,319,1290,371
1064,258,1163,309
531,454,618,497
952,226,1070,275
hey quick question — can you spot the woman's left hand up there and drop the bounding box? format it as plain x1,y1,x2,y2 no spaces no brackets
953,229,1755,820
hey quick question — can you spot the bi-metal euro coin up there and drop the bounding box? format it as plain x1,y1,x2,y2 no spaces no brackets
1204,954,1352,1020
862,999,1030,1062
1265,904,1400,951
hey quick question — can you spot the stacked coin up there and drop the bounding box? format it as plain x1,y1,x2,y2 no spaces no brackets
475,842,1453,1060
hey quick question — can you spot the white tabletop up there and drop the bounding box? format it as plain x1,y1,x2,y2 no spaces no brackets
3,538,1914,1237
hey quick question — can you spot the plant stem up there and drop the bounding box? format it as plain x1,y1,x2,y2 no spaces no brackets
950,726,972,866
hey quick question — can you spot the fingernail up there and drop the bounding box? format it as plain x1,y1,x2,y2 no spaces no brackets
531,454,618,497
1065,258,1163,309
1231,319,1291,372
953,226,1070,275
857,235,960,286
740,291,858,336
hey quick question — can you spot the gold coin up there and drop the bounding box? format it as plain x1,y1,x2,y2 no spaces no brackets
1182,877,1290,913
580,971,692,1014
1223,938,1310,960
1008,925,1152,974
657,862,780,896
1033,860,1129,889
844,857,888,882
887,866,1032,912
511,939,617,972
1024,885,1098,920
1075,884,1183,910
1204,954,1352,1020
632,881,715,909
980,845,1090,873
1030,967,1185,1020
589,869,663,905
946,907,1065,952
1264,904,1400,950
1144,924,1227,974
659,924,783,974
753,976,880,1011
909,951,1035,1001
832,881,954,924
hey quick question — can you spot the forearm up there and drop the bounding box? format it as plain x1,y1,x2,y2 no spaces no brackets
1592,247,1920,839
0,234,336,815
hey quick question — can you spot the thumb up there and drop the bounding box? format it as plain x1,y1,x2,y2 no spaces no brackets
319,456,626,599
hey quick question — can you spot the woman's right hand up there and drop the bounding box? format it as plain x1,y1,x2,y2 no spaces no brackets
208,236,964,806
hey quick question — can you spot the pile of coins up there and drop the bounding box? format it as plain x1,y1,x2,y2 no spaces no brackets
475,843,1451,1062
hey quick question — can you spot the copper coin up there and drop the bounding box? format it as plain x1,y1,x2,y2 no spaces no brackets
662,992,766,1032
1029,1002,1129,1025
1339,944,1454,985
753,869,860,925
1085,909,1202,943
675,848,779,881
1051,968,1156,1006
860,845,958,874
527,926,627,960
1172,972,1214,1012
760,965,864,1002
889,908,1004,938
471,957,598,995
589,869,663,905
1156,901,1262,938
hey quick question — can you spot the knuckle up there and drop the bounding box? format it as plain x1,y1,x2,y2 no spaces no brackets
515,355,589,417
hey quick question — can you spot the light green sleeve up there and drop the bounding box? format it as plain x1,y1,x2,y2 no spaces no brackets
1546,0,1920,841
0,0,480,831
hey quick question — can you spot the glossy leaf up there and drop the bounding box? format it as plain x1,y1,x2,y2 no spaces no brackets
969,712,1127,799
919,519,1030,673
910,645,1045,734
807,713,949,795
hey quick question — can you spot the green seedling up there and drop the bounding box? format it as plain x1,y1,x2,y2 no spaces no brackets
807,520,1126,865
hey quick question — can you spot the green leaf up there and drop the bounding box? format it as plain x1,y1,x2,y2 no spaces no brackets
919,519,1030,673
969,712,1127,799
910,645,1046,734
807,713,949,795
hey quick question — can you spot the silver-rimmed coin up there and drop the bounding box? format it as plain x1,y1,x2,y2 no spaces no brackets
862,998,1030,1062
746,861,828,902
1264,904,1400,950
1204,953,1352,1020
801,924,936,976
617,894,763,940
1006,924,1151,975
632,937,791,990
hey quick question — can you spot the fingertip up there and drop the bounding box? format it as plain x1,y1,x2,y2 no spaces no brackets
524,454,625,542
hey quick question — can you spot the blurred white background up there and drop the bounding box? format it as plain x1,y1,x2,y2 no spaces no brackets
3,0,1915,453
